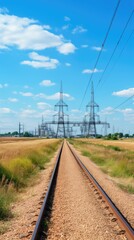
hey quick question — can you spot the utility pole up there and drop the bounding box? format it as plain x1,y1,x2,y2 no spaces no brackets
53,82,69,138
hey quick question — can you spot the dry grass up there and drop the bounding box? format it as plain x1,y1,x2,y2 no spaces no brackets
79,138,134,151
0,138,59,164
69,138,134,194
0,138,62,220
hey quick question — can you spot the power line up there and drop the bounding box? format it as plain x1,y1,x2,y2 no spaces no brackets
79,0,121,109
99,28,134,89
113,93,134,110
97,9,134,88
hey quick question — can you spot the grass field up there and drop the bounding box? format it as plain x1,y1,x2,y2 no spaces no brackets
0,138,62,222
69,138,134,194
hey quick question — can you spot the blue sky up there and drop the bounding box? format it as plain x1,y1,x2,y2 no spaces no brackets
0,0,134,134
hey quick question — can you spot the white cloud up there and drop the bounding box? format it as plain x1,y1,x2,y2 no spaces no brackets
36,92,74,100
43,25,51,30
81,44,88,48
118,108,134,114
37,102,51,109
20,109,36,117
21,52,59,69
29,52,49,61
46,92,74,100
0,107,12,113
62,25,69,30
57,43,76,55
39,80,55,87
20,92,34,97
112,88,134,97
82,68,103,74
71,109,81,113
64,16,70,21
21,59,59,69
8,98,18,102
118,108,134,123
65,63,71,67
72,26,87,34
100,107,114,115
0,12,76,54
0,83,8,88
92,46,104,51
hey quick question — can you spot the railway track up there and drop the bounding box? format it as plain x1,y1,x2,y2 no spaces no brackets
31,140,134,240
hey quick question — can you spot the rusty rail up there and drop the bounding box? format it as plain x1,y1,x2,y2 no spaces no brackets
31,142,63,240
67,141,134,240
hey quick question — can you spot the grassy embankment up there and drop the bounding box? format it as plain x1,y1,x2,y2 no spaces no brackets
69,138,134,194
0,138,61,226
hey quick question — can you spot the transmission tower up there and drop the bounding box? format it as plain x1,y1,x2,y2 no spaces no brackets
53,82,69,138
85,82,100,137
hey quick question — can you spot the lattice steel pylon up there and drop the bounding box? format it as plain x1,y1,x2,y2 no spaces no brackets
85,81,100,137
53,82,69,138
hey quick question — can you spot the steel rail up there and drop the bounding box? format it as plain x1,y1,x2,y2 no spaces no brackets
67,141,134,240
31,142,64,240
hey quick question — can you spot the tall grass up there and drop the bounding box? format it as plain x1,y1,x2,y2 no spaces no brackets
0,139,61,222
69,139,134,193
0,185,16,220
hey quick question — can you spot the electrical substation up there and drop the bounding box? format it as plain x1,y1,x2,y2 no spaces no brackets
38,82,110,138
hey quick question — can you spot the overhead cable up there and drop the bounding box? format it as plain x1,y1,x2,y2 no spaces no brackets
97,10,134,88
79,0,121,109
99,28,134,89
113,94,134,110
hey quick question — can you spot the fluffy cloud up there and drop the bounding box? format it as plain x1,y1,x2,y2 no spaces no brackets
62,24,69,30
21,52,59,69
20,109,36,117
112,88,134,97
81,45,88,48
37,102,51,109
92,46,103,51
8,98,18,102
82,68,103,74
71,109,81,113
20,92,34,97
0,12,76,54
36,92,74,100
100,107,114,115
72,26,87,34
57,43,76,55
46,92,74,100
0,107,12,113
65,63,71,67
118,108,134,122
39,80,55,87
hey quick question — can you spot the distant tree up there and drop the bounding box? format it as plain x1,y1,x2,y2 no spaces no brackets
23,131,33,137
12,131,19,136
118,132,123,138
124,133,129,138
